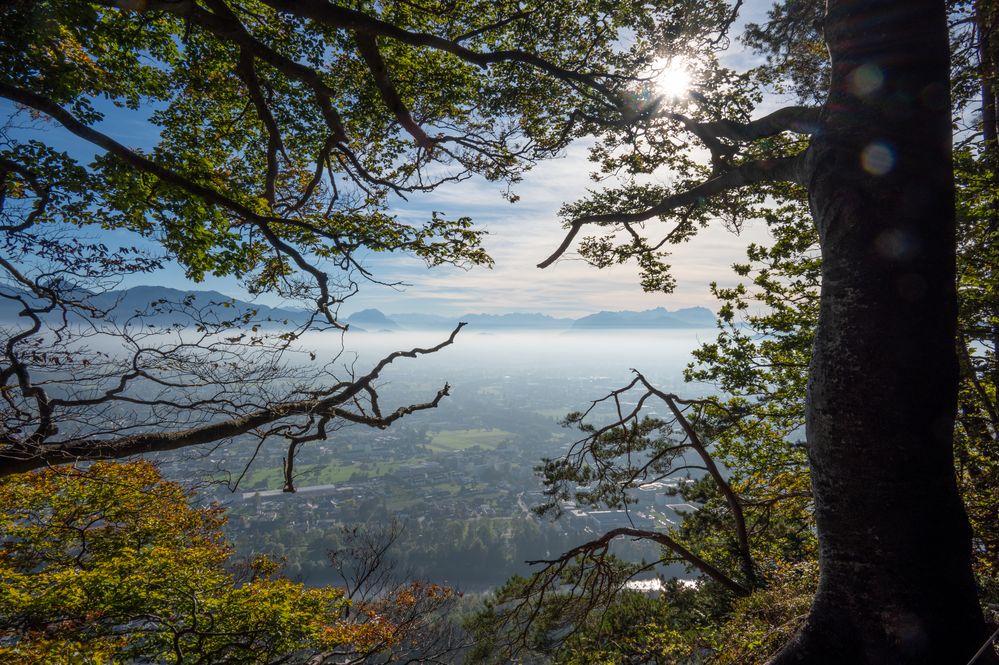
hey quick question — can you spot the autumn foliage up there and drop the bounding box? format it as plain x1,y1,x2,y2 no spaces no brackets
0,461,424,664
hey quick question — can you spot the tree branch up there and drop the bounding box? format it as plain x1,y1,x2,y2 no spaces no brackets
692,106,821,142
0,325,465,477
633,372,756,587
526,526,750,596
452,11,534,43
538,154,805,268
257,0,619,102
0,83,264,223
0,82,349,323
110,0,349,142
235,47,286,206
0,158,51,233
355,33,434,149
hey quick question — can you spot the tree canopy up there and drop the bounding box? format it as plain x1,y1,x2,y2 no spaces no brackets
473,0,999,662
0,460,462,663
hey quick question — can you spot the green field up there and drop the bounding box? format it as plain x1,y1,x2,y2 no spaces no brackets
427,428,513,452
244,428,514,489
248,457,421,489
533,408,572,419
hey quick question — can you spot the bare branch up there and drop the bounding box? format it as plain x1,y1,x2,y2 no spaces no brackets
632,371,756,586
0,325,466,477
282,414,330,493
526,526,750,596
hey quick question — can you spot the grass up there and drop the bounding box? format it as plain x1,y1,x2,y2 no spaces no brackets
533,408,572,419
244,428,515,490
247,456,422,490
427,428,513,452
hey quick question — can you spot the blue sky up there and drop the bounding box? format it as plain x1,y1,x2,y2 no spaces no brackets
4,1,786,318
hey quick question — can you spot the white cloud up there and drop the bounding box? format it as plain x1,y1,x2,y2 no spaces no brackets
351,144,776,318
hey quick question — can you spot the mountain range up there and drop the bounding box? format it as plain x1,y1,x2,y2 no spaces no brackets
0,285,716,330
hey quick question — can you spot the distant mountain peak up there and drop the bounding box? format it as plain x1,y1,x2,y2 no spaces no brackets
0,285,717,331
571,306,715,330
345,309,399,329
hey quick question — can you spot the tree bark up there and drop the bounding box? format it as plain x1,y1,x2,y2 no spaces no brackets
771,1,994,662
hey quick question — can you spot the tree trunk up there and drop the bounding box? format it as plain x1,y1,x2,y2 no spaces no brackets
771,1,994,662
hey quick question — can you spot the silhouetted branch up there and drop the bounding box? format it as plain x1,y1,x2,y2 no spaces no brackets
694,105,822,142
526,526,749,596
631,371,756,586
257,0,620,101
538,155,805,268
0,324,463,477
355,33,435,149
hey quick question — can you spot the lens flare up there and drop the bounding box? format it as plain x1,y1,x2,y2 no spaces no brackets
861,142,895,176
652,58,691,99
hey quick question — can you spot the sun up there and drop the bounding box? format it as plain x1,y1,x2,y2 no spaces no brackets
651,58,692,99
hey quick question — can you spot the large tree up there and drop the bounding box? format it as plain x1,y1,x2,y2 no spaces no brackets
774,0,983,660
526,0,993,661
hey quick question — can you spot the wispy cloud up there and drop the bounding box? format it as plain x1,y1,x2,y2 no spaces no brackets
351,141,774,318
156,133,776,318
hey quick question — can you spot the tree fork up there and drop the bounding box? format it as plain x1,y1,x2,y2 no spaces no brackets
771,1,994,662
